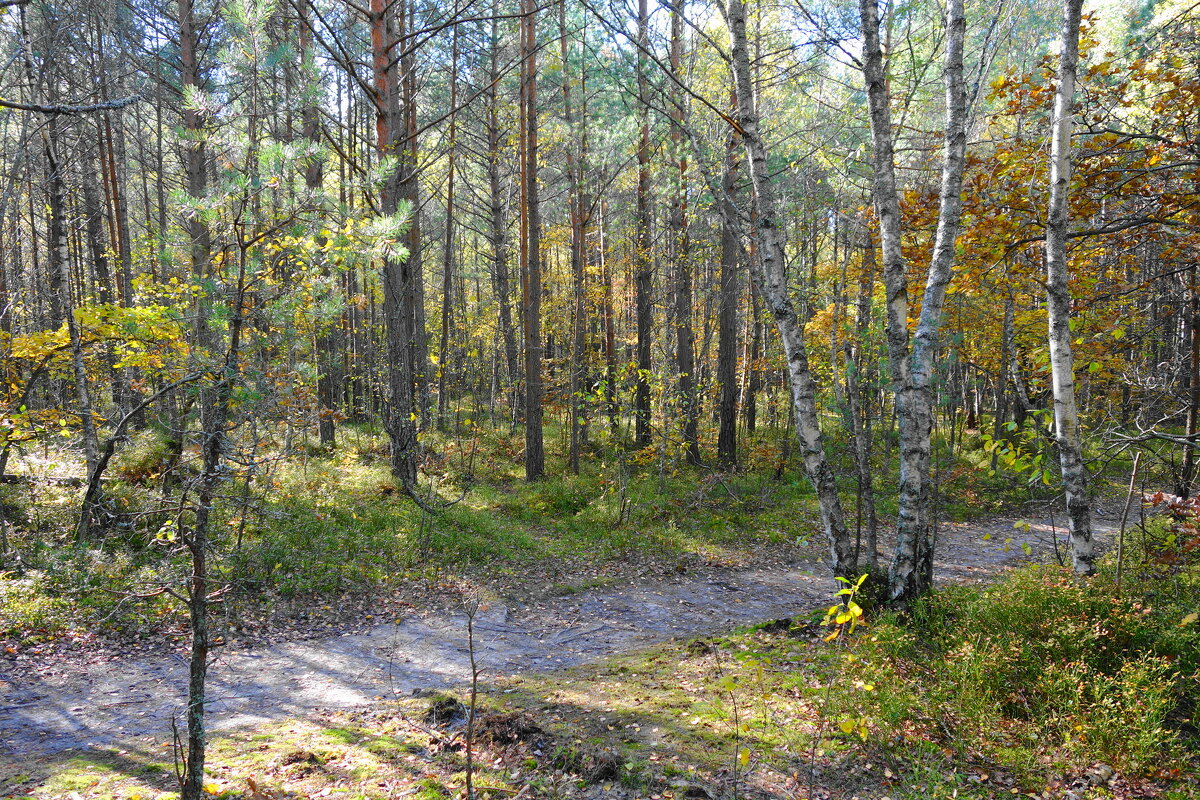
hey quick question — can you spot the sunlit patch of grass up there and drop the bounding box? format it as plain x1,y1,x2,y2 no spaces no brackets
0,575,74,640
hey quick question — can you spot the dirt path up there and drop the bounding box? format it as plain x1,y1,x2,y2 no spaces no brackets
0,508,1123,765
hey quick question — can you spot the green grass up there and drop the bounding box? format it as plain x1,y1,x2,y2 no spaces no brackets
0,413,1154,650
825,529,1200,791
0,419,831,645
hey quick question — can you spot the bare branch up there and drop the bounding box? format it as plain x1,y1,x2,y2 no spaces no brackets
0,93,142,115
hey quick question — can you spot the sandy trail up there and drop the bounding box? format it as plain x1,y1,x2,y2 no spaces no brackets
0,508,1120,764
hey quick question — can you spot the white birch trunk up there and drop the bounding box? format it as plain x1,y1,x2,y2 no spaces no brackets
727,0,855,580
1045,0,1094,574
858,0,968,603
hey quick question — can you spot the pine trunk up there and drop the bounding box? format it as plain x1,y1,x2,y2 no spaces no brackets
633,0,653,449
519,0,544,480
716,115,740,467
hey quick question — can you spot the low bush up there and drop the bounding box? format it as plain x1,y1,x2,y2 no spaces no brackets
833,543,1200,783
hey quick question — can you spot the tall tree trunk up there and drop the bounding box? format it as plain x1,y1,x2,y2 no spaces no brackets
670,0,699,464
716,109,740,467
301,0,336,448
172,0,211,792
486,6,520,402
743,283,761,434
437,26,459,430
183,253,248,800
599,199,619,435
178,0,211,349
561,2,589,474
633,0,653,449
372,0,418,487
726,0,854,580
520,0,544,480
400,0,429,432
858,0,968,603
1044,0,1093,573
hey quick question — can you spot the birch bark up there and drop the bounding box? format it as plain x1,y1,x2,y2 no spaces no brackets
726,0,854,579
1044,0,1094,574
858,0,968,603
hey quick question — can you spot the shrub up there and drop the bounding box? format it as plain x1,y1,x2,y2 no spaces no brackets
111,428,177,484
837,560,1200,782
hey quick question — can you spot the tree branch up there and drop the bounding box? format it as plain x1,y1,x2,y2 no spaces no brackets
0,93,143,116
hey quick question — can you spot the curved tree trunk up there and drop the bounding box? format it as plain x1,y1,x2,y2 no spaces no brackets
727,0,854,580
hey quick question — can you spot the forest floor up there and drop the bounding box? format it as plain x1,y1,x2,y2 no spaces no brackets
0,504,1129,795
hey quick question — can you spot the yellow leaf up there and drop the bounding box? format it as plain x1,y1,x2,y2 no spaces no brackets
1182,612,1198,626
738,747,750,767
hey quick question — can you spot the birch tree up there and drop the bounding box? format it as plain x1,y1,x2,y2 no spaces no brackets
726,0,855,580
858,0,969,604
1044,0,1094,574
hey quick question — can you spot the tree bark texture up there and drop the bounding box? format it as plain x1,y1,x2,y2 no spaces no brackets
1044,0,1093,573
858,0,968,604
727,0,854,580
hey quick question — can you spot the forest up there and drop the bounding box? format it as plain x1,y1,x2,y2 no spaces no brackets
1,0,1199,797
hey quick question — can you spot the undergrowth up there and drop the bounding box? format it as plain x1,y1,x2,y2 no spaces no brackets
0,414,1156,649
825,516,1200,796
